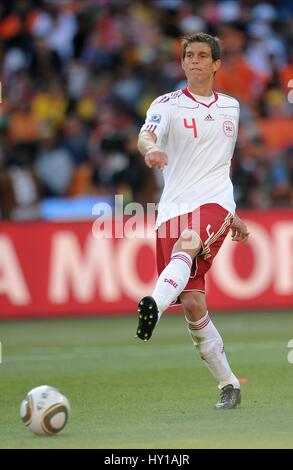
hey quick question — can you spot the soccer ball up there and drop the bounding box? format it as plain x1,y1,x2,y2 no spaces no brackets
20,385,70,436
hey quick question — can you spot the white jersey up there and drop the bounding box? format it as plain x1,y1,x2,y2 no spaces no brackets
140,88,239,229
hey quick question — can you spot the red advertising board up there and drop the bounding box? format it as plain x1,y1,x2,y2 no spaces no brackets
0,209,292,318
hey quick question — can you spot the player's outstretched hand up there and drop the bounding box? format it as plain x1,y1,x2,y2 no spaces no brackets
231,214,250,243
145,149,168,170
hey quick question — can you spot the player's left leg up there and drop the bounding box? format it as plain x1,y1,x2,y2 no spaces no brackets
181,290,241,409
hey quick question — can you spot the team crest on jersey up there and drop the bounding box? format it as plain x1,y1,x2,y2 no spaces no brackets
223,120,234,137
148,113,162,124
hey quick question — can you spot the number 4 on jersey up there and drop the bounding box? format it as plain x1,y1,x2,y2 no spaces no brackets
183,118,197,138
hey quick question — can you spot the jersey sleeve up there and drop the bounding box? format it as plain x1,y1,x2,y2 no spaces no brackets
139,95,172,146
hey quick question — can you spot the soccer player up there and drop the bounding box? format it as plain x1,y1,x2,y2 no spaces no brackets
136,33,249,409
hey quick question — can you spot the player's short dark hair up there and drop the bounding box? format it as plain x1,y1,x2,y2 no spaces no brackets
181,33,221,61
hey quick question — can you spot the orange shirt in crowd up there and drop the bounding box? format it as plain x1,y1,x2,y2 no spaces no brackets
215,56,268,104
8,110,41,143
257,117,293,152
0,15,21,39
278,64,293,91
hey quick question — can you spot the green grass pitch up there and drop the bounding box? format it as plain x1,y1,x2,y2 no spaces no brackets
0,311,292,449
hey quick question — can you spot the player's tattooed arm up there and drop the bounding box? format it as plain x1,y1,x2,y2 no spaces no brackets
137,131,168,170
231,214,250,243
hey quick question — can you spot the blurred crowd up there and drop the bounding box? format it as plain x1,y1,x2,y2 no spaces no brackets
0,0,292,220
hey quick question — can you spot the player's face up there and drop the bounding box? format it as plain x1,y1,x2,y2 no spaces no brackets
181,42,221,85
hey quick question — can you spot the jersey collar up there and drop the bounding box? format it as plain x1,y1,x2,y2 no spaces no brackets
182,87,218,108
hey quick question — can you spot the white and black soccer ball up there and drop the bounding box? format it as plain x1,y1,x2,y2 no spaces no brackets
20,385,70,436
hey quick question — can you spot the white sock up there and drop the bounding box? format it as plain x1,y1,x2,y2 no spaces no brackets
152,251,192,317
186,312,240,389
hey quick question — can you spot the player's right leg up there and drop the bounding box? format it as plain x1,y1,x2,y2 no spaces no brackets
136,226,202,341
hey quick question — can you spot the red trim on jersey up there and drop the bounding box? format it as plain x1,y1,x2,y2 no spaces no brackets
145,124,157,132
182,88,219,108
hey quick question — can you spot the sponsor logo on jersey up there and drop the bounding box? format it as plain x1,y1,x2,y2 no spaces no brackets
148,113,162,124
204,114,214,121
223,120,235,137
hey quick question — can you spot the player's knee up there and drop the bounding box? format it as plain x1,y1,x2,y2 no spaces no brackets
181,229,201,251
173,229,201,258
182,296,206,320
